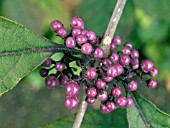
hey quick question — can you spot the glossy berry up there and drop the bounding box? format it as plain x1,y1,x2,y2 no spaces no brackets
110,42,116,51
70,17,84,29
106,102,117,111
57,27,67,38
98,91,108,101
42,58,52,67
126,97,133,108
141,59,154,73
55,62,65,72
111,87,122,97
120,54,131,66
131,59,139,65
66,37,76,48
110,52,119,63
50,20,63,32
65,82,80,96
104,76,113,82
124,42,132,49
115,64,123,76
81,30,88,35
94,48,104,58
148,79,157,89
112,36,122,45
59,75,69,86
128,80,138,91
86,68,96,79
121,47,131,55
107,66,117,78
96,79,106,89
150,67,158,77
116,96,127,107
45,76,58,89
102,59,112,67
86,31,96,41
64,96,79,110
86,97,96,104
133,63,139,70
100,104,111,114
72,28,81,37
76,34,87,44
131,49,139,59
39,69,49,77
81,43,93,55
86,88,97,98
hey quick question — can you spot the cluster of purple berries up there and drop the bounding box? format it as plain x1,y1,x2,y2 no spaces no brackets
40,17,158,114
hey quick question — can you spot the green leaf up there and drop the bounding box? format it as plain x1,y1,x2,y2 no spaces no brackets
41,109,128,128
0,16,54,96
1,0,70,35
127,92,170,128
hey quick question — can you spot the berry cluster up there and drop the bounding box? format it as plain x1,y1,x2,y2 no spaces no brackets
40,17,158,114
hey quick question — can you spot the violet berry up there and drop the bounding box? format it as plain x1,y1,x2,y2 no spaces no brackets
110,52,119,63
65,82,80,96
106,102,117,111
72,28,81,37
50,20,63,32
86,87,97,98
112,36,122,45
70,17,84,29
133,63,139,70
98,91,108,101
126,97,133,108
64,96,79,110
86,31,96,41
81,43,93,55
45,76,58,89
121,47,131,55
76,34,87,44
148,79,157,89
128,80,138,91
131,49,139,59
116,96,127,107
94,48,104,58
124,42,133,49
39,69,49,77
81,30,88,35
100,104,111,114
86,97,96,104
55,62,65,72
42,58,52,67
110,42,116,51
120,54,131,66
86,68,96,79
102,59,112,67
131,59,139,65
150,67,158,77
57,27,67,38
104,76,113,82
111,87,122,97
96,79,106,89
59,75,69,86
141,59,154,73
107,66,118,78
115,64,123,76
66,37,76,48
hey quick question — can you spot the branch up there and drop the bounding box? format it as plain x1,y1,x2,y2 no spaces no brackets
72,0,127,128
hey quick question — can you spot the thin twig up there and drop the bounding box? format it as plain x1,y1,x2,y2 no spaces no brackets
72,0,127,128
100,0,127,57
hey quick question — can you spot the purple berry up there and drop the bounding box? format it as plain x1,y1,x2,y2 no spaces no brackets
66,37,76,48
45,76,58,89
110,53,119,63
81,43,93,55
126,97,133,108
65,82,80,96
86,97,96,104
107,66,118,78
133,63,139,70
70,17,84,29
115,64,123,76
100,104,111,114
104,76,113,82
141,59,154,73
64,96,79,110
94,48,104,58
86,31,96,41
98,91,108,101
112,36,122,45
57,27,67,38
106,102,117,111
148,79,157,89
131,59,139,65
81,30,88,35
96,79,106,89
72,28,81,37
116,96,127,107
131,49,139,59
42,58,52,67
86,68,96,79
55,62,65,72
121,47,131,55
39,69,48,77
86,88,97,98
111,87,122,97
120,54,131,66
124,42,133,49
110,42,116,51
102,59,112,67
76,34,87,44
50,20,63,32
59,75,69,86
128,80,138,91
150,67,158,77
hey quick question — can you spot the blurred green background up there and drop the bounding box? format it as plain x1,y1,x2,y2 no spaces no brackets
0,0,170,127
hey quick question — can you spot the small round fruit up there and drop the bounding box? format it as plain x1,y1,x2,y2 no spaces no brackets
86,31,96,40
57,27,67,38
102,59,112,67
86,97,96,104
126,97,133,108
104,76,113,82
131,49,139,59
121,47,131,55
81,43,93,55
100,104,111,114
141,59,154,73
115,64,123,76
128,80,138,91
66,37,76,48
76,34,87,44
42,58,52,67
110,42,116,51
39,69,48,77
70,17,84,29
98,91,108,101
86,68,96,79
50,20,63,32
64,96,79,110
96,79,106,89
86,88,97,98
111,87,122,97
65,82,80,96
107,66,117,78
110,52,119,63
106,102,116,111
150,67,158,77
148,79,157,89
72,28,81,37
55,62,65,72
124,42,132,49
94,48,104,58
120,54,131,66
45,76,58,89
112,36,122,45
116,96,127,107
59,75,69,86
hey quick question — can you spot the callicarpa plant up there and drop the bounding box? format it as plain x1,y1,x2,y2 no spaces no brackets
0,0,170,128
